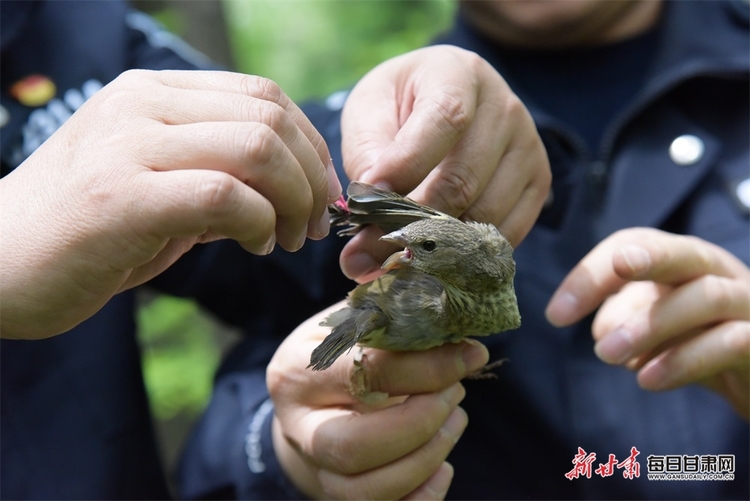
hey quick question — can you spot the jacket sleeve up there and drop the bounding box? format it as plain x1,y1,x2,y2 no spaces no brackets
178,338,309,500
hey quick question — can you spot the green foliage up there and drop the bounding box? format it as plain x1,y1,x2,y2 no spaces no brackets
225,0,456,101
148,7,185,36
137,295,220,420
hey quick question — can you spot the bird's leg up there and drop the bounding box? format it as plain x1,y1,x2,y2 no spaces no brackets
464,358,509,380
348,348,390,404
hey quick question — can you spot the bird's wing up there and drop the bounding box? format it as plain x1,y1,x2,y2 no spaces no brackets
330,181,453,236
310,306,388,371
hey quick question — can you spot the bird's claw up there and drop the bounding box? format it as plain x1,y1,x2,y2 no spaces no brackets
348,349,390,404
465,358,509,380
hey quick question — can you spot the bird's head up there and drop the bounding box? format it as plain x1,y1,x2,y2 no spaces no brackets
379,218,516,289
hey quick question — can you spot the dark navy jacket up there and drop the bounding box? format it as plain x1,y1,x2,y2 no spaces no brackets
1,2,353,499
179,1,750,500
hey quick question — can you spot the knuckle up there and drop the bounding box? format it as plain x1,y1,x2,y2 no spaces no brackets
194,171,236,213
684,235,716,269
242,123,278,167
432,167,478,216
96,72,164,126
242,75,285,105
502,92,527,121
255,101,288,135
702,275,735,314
431,90,472,138
464,48,489,72
93,83,136,117
114,68,149,87
447,46,489,80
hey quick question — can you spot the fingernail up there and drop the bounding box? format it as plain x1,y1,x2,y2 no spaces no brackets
263,233,276,255
424,462,454,500
316,209,330,238
326,158,342,203
594,327,634,365
341,252,380,280
438,383,466,408
359,168,373,184
638,356,670,390
545,291,579,327
295,231,306,251
619,245,651,277
461,341,489,373
440,407,468,443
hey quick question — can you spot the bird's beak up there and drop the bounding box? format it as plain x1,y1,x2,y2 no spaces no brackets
380,229,408,247
381,249,410,269
380,230,411,270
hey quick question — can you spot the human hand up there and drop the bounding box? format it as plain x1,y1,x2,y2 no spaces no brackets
546,228,750,420
267,302,490,500
0,70,340,339
339,45,550,282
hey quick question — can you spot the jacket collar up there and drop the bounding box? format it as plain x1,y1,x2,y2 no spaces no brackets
441,1,749,136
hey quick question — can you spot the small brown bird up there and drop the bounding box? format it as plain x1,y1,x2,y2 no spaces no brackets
308,182,520,371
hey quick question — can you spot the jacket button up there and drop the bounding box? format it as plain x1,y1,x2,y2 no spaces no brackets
736,178,750,210
0,104,8,128
669,134,704,165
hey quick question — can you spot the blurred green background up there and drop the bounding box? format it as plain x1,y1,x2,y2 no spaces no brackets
132,0,456,479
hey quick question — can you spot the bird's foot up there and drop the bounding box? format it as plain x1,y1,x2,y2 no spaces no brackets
464,358,509,380
348,349,390,404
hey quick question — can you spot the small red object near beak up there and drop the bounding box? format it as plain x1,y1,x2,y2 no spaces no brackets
334,194,349,213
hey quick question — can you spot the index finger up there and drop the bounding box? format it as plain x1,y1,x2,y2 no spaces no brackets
150,69,342,205
545,228,745,327
342,47,481,194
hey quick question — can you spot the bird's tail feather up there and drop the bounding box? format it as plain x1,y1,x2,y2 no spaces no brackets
331,181,449,236
308,317,359,371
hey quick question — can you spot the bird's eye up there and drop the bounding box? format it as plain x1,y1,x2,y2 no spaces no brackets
422,240,437,252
